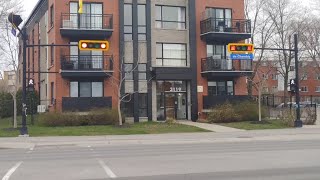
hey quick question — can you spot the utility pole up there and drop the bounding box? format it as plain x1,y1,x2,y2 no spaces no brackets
294,34,302,128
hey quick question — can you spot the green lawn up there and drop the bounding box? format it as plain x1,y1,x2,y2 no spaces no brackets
219,120,291,130
0,117,209,137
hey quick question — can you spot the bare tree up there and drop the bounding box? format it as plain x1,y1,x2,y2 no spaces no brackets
0,21,20,128
107,53,153,126
264,0,304,103
245,0,275,95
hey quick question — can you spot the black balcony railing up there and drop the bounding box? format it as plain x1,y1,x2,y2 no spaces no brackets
61,13,113,30
201,57,253,72
200,18,251,34
61,55,113,71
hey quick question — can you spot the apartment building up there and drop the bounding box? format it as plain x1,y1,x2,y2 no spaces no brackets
0,71,16,93
19,0,252,122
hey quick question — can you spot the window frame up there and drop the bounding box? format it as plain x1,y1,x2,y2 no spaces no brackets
70,81,104,98
155,5,186,30
138,4,146,41
156,43,187,67
124,4,133,41
208,80,234,96
139,93,148,117
301,86,308,92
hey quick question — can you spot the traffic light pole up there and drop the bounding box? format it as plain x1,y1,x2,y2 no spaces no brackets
294,34,302,128
20,27,28,136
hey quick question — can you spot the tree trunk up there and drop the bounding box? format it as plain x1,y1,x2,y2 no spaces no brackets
117,98,123,126
247,80,253,96
13,95,17,129
283,75,289,106
258,85,262,122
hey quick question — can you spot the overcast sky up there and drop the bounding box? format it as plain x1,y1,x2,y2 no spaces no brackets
22,0,39,19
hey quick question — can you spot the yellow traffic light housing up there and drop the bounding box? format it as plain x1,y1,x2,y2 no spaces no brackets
79,40,110,51
228,43,254,53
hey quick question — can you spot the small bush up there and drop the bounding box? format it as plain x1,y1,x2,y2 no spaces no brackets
207,101,267,123
279,109,295,127
207,103,241,123
234,101,267,121
37,109,120,127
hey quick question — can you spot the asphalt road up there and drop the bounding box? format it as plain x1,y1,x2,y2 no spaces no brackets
1,138,320,180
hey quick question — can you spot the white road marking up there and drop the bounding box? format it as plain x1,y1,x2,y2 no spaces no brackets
2,162,23,180
98,159,117,179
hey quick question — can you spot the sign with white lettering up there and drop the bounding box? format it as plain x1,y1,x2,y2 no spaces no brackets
230,54,254,60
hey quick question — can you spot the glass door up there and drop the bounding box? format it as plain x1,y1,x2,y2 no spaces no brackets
176,93,187,120
165,93,176,120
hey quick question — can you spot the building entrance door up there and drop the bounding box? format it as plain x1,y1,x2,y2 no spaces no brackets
164,93,187,120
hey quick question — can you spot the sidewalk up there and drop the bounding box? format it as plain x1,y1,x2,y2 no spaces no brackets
178,120,245,133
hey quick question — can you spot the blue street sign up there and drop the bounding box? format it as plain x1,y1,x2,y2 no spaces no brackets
230,54,254,60
11,28,16,36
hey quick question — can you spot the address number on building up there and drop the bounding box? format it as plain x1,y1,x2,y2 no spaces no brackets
170,87,182,92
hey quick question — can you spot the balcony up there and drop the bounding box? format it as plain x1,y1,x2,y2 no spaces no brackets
60,55,113,78
62,97,112,112
201,57,253,79
60,13,113,39
200,18,251,43
203,95,252,110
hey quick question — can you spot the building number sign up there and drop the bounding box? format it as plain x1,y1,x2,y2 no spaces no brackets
170,87,182,92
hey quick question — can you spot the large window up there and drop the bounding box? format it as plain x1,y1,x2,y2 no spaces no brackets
156,5,186,29
138,64,147,80
205,8,232,29
70,81,103,97
124,64,134,80
69,2,103,29
208,81,234,96
206,44,229,58
156,43,187,67
138,4,146,41
124,4,133,41
139,93,148,117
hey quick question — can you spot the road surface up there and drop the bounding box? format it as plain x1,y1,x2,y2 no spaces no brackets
1,137,320,180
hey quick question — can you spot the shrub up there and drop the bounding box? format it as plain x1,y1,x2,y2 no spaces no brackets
207,101,267,123
234,101,267,121
279,109,295,127
207,103,241,123
37,109,120,127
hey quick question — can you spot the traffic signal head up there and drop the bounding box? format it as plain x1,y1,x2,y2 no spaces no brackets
228,43,254,53
79,40,109,51
289,79,296,93
8,13,23,28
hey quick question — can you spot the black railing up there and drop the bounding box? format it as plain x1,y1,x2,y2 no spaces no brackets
61,55,113,71
201,57,253,72
203,95,252,109
62,97,112,112
200,18,251,34
201,57,233,72
61,13,113,30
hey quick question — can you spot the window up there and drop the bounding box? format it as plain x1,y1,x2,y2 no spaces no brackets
206,44,228,58
301,86,308,92
50,44,54,66
139,93,148,117
262,87,269,93
50,5,54,27
50,82,54,104
272,74,278,80
124,4,133,41
138,4,146,41
70,81,103,97
262,74,268,80
301,73,308,80
156,43,187,67
272,86,278,93
138,64,147,80
122,94,134,117
8,75,14,80
205,8,232,31
124,64,133,80
156,5,186,29
208,81,234,96
316,86,320,92
316,74,320,80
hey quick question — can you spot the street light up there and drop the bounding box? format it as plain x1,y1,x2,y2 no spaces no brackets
8,13,28,136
